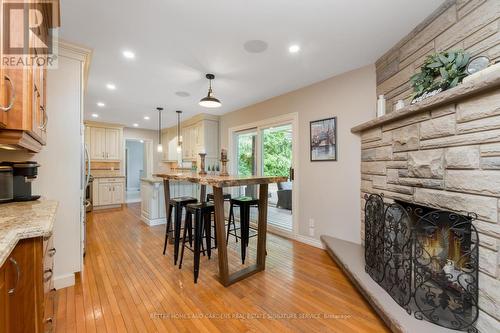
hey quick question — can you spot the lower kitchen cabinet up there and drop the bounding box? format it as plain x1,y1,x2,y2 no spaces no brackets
93,177,125,208
0,236,55,333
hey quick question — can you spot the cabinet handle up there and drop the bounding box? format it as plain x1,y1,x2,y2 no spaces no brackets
0,75,16,112
39,105,48,130
44,268,53,282
48,248,56,257
8,257,20,295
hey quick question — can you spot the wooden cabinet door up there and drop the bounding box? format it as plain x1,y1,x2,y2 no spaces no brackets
112,182,124,204
0,264,6,333
5,238,38,333
98,183,112,206
105,128,121,160
90,127,106,160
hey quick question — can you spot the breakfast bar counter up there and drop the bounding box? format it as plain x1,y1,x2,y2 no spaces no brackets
154,172,287,287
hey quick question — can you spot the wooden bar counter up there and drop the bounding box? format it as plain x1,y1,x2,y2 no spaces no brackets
154,172,287,287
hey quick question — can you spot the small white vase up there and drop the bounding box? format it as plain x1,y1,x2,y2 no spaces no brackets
377,95,386,117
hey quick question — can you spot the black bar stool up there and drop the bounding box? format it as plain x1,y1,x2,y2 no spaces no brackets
162,196,198,265
228,196,259,264
206,193,233,247
178,202,215,283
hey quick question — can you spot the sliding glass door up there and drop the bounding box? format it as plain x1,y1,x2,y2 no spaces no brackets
261,124,293,231
233,122,294,232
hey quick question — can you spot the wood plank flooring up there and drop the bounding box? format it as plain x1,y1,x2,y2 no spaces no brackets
55,203,388,333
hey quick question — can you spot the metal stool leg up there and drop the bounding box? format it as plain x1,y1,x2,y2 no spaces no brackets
178,212,191,269
193,210,203,283
163,203,173,255
173,204,182,265
204,212,212,259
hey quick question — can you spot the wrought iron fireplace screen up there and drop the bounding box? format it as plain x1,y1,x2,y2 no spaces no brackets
364,194,479,332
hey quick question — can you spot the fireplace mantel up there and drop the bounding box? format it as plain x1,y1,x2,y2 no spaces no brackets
351,70,500,134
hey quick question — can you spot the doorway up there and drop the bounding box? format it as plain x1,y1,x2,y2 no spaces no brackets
229,113,298,236
125,139,146,203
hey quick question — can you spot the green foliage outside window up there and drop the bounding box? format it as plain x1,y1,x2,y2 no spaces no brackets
263,130,292,177
237,129,292,178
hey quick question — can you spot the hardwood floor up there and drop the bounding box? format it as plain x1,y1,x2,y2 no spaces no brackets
55,203,388,333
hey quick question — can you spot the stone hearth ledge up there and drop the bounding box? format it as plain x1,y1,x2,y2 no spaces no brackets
0,200,58,267
320,235,461,333
351,70,500,134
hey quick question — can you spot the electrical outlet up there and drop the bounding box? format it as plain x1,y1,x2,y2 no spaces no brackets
309,218,315,228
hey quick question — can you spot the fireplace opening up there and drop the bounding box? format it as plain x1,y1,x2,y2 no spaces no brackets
364,194,479,332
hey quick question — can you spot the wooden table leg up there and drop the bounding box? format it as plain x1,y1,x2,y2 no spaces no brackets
213,184,269,287
213,187,229,286
257,184,268,268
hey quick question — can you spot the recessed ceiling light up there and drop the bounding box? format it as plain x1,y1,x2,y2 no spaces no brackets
106,83,116,90
175,91,190,97
140,140,144,143
91,113,99,118
144,116,150,120
97,102,106,107
243,40,268,53
289,44,300,53
122,50,135,59
133,123,139,127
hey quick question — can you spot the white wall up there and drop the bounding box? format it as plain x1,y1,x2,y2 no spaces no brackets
0,46,89,288
220,65,376,244
123,127,167,174
126,140,144,189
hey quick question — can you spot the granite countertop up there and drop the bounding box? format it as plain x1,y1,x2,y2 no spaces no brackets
141,177,164,184
92,174,125,179
154,172,287,188
0,200,58,267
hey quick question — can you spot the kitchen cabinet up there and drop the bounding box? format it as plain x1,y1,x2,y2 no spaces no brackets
105,128,121,160
94,177,125,208
86,124,123,161
0,236,55,332
90,127,106,160
0,263,6,333
0,0,59,151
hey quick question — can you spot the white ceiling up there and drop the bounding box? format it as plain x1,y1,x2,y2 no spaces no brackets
59,0,444,129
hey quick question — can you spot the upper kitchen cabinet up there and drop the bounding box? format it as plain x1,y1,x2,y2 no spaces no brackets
162,114,219,164
0,0,60,152
85,122,123,161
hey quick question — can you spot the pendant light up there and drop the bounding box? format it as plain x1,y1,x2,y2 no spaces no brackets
199,73,221,108
157,107,163,153
176,110,183,154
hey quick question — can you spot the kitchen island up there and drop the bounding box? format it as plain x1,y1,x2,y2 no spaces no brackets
154,172,287,287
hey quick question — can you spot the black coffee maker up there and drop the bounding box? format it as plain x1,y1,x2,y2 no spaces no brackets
0,161,41,201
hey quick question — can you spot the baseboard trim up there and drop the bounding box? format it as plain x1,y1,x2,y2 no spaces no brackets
54,273,75,289
141,215,166,226
294,234,325,249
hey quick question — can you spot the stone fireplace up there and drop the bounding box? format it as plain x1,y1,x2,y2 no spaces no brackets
365,194,479,331
351,71,500,331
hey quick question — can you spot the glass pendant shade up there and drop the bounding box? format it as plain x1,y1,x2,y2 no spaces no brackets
157,144,163,153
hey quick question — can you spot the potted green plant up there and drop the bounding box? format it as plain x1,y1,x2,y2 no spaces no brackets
410,50,470,104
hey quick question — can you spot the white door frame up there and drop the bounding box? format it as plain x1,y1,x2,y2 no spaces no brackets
228,112,299,238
